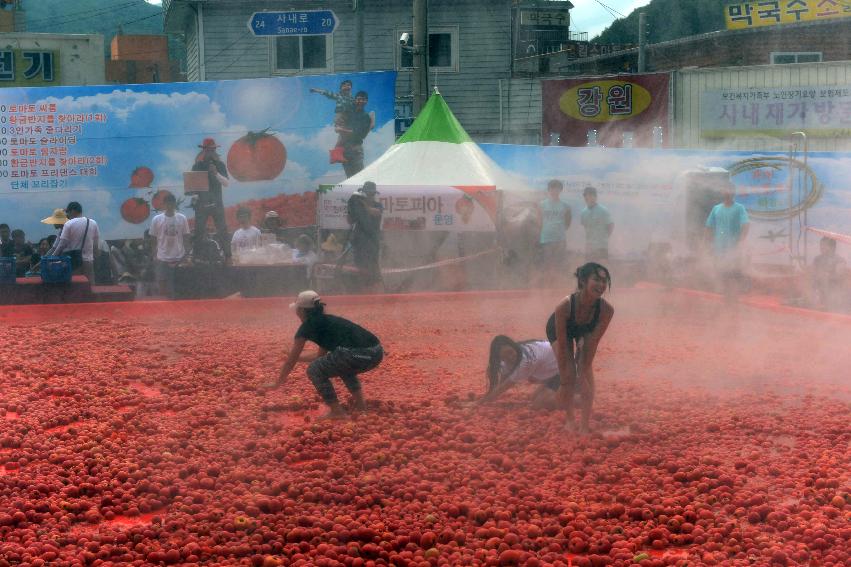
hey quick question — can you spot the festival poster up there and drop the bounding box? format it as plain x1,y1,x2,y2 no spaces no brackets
482,143,851,265
0,71,396,240
541,73,671,148
318,185,498,232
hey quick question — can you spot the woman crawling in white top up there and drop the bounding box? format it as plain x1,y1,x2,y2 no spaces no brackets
477,335,560,409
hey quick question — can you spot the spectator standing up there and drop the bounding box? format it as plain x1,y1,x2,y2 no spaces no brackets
150,193,190,298
294,234,319,283
347,181,383,291
580,186,614,262
704,181,750,298
47,202,100,285
40,208,68,240
537,179,572,282
191,138,230,262
262,211,286,243
231,207,262,258
810,237,848,311
0,224,11,257
10,230,35,276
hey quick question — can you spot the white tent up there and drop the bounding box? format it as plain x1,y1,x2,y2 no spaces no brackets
338,90,530,192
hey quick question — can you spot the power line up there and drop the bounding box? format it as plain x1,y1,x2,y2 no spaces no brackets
28,3,148,31
25,1,138,27
593,0,626,20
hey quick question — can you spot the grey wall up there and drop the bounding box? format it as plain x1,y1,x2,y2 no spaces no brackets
174,0,513,140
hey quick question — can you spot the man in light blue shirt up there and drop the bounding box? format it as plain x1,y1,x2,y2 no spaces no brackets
537,179,572,277
580,186,613,261
705,181,750,296
705,184,750,255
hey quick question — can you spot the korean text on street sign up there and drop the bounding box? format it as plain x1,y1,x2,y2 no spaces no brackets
248,11,338,36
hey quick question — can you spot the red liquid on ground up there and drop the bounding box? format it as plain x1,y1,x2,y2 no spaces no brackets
0,289,848,566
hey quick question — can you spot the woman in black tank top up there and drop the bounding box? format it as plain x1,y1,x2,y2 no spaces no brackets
547,262,614,434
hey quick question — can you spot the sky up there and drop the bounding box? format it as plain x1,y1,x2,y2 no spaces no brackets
564,0,652,38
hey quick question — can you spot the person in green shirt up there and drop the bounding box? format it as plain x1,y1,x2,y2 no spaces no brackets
536,179,572,283
580,186,614,261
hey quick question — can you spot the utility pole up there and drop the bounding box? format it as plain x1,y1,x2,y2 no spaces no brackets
637,11,647,73
412,0,428,114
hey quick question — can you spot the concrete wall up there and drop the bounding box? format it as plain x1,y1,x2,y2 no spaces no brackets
168,0,512,139
0,33,105,86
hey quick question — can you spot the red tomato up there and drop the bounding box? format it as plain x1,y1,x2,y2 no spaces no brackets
130,166,155,188
226,131,287,182
120,197,151,224
151,189,173,211
455,196,475,215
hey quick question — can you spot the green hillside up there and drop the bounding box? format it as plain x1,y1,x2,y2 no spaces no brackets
21,0,181,63
594,0,729,44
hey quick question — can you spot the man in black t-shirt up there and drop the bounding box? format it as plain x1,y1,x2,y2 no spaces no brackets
262,290,384,420
347,181,383,291
191,138,231,261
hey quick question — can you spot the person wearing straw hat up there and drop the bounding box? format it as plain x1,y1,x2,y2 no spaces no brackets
41,208,68,227
27,210,68,273
47,201,100,285
263,290,384,420
191,137,231,262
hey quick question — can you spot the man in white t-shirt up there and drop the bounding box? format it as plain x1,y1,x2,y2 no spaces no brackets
150,192,190,297
47,201,100,285
231,207,261,259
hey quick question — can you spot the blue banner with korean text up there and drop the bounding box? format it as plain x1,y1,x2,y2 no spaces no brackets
701,86,851,138
0,71,396,240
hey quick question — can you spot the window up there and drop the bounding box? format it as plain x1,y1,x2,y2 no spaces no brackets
770,52,822,65
396,26,459,73
273,36,332,73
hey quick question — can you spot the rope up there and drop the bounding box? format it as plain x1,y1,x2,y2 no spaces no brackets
313,248,500,278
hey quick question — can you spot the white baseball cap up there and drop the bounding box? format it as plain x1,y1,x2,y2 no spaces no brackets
290,290,321,310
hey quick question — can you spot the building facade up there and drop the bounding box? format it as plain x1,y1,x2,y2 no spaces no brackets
106,35,184,85
164,0,516,142
0,33,104,88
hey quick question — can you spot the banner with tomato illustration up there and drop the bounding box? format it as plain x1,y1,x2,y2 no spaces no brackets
542,73,670,148
0,71,396,240
318,186,498,232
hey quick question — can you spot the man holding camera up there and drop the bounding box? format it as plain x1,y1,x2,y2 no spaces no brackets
191,138,231,262
347,181,383,291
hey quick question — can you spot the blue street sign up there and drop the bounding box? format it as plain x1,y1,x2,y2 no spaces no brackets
248,11,338,37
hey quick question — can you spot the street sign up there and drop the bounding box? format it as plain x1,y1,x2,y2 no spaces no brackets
248,11,338,37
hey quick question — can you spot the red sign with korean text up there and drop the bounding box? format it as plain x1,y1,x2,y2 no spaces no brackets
542,73,670,148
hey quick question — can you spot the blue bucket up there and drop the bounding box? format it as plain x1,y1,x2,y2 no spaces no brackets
0,257,15,284
40,255,72,284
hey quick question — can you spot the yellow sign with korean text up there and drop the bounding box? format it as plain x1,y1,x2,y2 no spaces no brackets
725,0,851,30
0,50,60,87
558,79,653,123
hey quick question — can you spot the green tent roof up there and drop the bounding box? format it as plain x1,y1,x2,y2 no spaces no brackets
397,92,473,145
